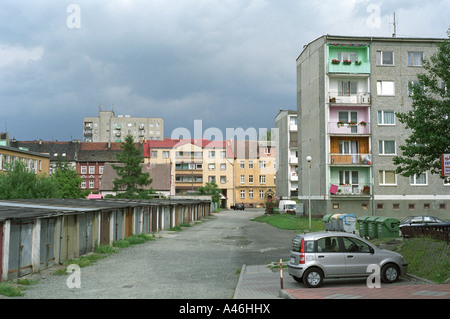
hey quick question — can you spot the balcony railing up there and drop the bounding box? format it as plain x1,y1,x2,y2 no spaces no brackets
329,153,372,165
328,92,370,105
329,183,371,196
329,121,370,135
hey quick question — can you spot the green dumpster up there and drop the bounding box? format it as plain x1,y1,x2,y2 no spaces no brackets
322,214,333,231
357,216,370,238
376,217,400,238
367,216,380,238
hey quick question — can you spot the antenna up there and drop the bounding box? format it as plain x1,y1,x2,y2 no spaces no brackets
392,12,397,37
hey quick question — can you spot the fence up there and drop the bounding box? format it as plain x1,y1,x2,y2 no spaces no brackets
401,224,450,242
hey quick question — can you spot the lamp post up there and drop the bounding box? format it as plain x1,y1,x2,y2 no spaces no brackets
306,156,312,231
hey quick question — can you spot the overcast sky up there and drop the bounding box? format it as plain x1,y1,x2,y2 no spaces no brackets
1,0,448,142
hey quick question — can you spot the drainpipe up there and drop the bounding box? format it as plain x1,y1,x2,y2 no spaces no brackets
369,37,375,217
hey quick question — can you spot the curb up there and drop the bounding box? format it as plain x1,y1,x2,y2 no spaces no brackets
233,264,247,299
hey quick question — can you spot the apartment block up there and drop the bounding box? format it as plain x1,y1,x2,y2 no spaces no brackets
83,110,164,143
296,35,449,219
275,110,298,198
0,145,50,176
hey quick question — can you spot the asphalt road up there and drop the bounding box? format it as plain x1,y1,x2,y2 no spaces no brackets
19,208,296,299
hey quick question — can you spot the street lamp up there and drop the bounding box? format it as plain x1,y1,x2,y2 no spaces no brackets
306,156,312,231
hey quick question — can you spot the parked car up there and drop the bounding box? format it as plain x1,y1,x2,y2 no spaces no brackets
399,215,450,237
287,232,408,288
233,203,245,211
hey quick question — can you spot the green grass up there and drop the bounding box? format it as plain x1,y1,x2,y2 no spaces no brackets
114,233,155,247
252,214,324,233
0,283,24,297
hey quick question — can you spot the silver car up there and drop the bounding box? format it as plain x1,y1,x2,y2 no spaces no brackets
287,231,408,288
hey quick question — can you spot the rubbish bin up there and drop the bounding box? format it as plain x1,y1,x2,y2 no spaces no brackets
322,214,333,231
357,216,370,238
376,217,400,238
340,214,357,233
367,216,380,238
331,214,343,231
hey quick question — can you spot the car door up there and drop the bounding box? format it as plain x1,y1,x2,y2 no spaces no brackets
341,236,378,276
314,236,346,276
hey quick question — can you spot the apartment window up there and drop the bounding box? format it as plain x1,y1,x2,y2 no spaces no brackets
81,180,87,188
424,203,431,210
338,80,358,96
240,175,245,184
377,81,395,96
163,151,170,158
220,151,226,158
151,150,158,158
240,161,245,169
100,166,104,174
249,161,254,169
81,166,87,174
408,80,424,95
249,189,254,199
208,163,215,170
410,173,427,185
408,204,416,210
220,163,226,170
339,170,359,186
361,204,368,210
337,52,358,62
333,204,340,209
407,51,424,66
240,190,245,199
440,203,447,210
259,190,264,199
249,175,254,184
209,151,215,158
89,166,95,174
379,140,396,155
376,51,394,66
379,170,397,185
259,175,266,184
339,140,358,155
220,176,226,184
378,111,395,125
208,176,215,183
377,203,384,210
89,180,94,189
259,161,266,169
393,203,400,210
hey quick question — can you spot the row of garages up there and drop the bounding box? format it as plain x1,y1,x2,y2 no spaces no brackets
0,197,212,282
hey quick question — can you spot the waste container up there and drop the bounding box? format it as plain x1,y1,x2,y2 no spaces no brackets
322,214,333,231
339,214,357,233
367,216,380,238
357,216,370,238
376,217,400,238
331,214,343,231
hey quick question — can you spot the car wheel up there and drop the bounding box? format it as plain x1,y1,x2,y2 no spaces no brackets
303,268,323,288
381,264,400,283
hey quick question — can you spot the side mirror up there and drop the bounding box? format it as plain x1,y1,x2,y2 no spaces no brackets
369,247,375,254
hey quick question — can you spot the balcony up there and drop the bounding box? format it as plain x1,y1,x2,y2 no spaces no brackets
328,121,370,135
328,92,370,105
329,153,372,165
327,44,370,74
290,172,298,181
289,156,298,164
329,183,371,196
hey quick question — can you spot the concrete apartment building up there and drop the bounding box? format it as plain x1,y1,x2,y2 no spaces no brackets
275,110,298,198
296,34,449,219
83,110,164,143
0,145,50,176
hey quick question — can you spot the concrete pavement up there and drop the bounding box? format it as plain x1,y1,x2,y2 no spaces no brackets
233,264,450,299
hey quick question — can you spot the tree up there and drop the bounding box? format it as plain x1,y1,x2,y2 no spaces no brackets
196,181,222,208
52,157,90,198
112,134,154,198
393,38,450,177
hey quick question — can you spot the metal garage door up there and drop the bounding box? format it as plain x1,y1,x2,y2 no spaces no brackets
8,219,34,279
40,218,56,270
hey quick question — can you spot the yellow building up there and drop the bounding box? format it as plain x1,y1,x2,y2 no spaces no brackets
233,140,276,208
0,145,50,176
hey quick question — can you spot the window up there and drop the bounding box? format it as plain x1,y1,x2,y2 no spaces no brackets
379,170,397,185
410,173,427,185
208,176,215,183
248,161,254,169
377,203,384,210
208,163,215,170
378,111,395,125
89,166,95,174
220,163,226,170
393,203,400,210
240,161,245,169
339,140,358,155
377,81,395,96
163,151,170,158
259,175,266,184
240,190,245,199
379,140,396,155
81,180,86,188
408,80,424,95
333,204,340,209
424,203,431,210
342,237,372,253
81,166,87,174
339,170,359,186
316,236,340,253
259,161,266,169
220,151,226,158
338,81,358,96
249,175,254,184
209,151,215,158
407,51,423,66
240,175,245,184
376,51,394,66
259,190,264,199
89,180,94,189
220,176,226,184
99,166,104,174
249,189,254,199
409,204,416,210
151,150,158,158
337,52,358,62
